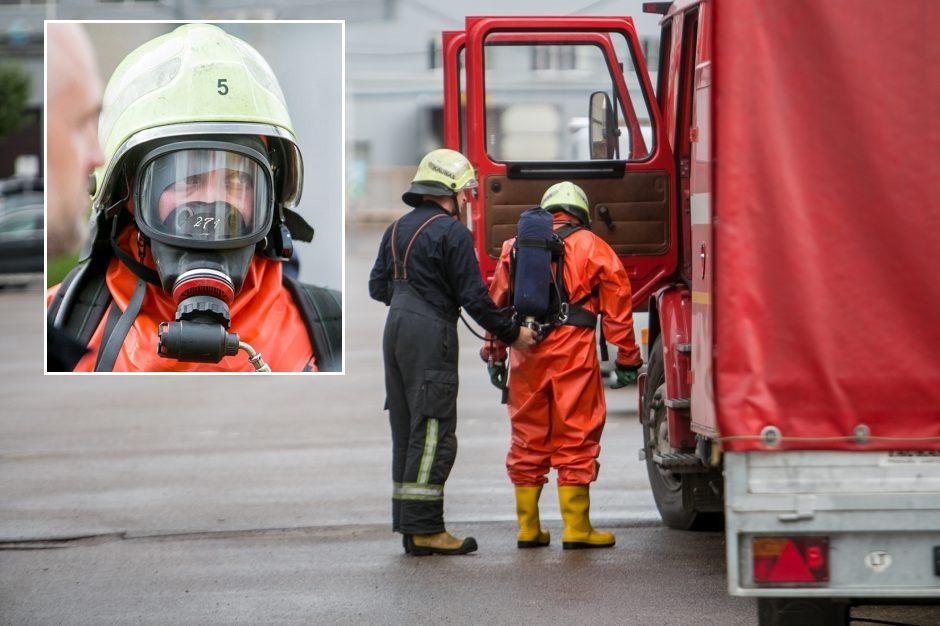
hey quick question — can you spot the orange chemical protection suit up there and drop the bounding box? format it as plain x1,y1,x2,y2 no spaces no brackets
48,228,316,372
488,216,641,486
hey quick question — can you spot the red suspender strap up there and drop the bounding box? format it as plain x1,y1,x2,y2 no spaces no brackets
400,213,448,280
390,218,402,279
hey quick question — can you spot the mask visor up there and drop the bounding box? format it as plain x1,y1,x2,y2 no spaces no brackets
138,148,271,246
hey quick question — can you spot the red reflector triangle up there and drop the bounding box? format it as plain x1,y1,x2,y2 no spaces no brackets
768,541,815,582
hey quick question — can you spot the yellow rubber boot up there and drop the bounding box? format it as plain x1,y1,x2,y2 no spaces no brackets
515,486,550,548
407,531,478,556
558,485,615,549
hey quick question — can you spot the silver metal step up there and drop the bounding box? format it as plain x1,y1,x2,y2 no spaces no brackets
653,451,705,470
664,398,690,409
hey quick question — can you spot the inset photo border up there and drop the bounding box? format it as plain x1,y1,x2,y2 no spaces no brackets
44,21,345,374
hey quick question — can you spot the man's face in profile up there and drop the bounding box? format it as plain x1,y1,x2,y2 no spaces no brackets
46,24,104,258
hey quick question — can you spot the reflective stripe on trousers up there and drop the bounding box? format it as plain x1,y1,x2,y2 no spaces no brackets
393,418,443,501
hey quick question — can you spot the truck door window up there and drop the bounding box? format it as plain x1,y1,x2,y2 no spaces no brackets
481,31,654,163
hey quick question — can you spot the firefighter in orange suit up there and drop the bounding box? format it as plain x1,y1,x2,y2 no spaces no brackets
484,181,642,549
46,24,341,373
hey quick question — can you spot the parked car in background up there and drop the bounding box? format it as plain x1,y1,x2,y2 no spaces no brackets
0,177,43,287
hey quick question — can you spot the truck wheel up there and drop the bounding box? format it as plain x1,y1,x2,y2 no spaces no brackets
757,597,849,626
642,335,698,529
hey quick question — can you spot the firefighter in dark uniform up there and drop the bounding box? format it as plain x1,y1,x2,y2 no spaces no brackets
369,149,537,556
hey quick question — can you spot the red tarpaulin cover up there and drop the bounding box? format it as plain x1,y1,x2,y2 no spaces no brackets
713,0,940,451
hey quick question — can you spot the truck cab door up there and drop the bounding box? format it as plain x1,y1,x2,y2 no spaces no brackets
457,16,677,307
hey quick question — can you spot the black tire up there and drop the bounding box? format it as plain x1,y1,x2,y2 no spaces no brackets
757,598,849,626
642,335,699,529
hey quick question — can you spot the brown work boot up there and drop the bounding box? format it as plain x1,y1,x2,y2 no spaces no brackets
406,531,478,556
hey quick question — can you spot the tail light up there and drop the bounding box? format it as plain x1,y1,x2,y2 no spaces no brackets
643,2,672,15
752,536,829,585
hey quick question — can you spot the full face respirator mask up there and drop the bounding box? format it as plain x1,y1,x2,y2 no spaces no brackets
133,137,274,366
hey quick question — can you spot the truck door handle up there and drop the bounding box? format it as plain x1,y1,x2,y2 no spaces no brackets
597,205,615,232
699,242,707,280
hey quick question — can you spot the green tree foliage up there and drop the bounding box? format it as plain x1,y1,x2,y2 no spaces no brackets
0,63,31,139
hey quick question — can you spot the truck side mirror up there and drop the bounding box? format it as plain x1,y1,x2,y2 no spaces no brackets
589,91,616,160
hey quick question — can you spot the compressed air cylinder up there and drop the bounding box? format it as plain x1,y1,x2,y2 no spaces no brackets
512,207,554,318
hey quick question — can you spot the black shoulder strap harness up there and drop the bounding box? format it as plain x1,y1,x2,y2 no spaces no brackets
48,260,343,372
508,222,607,357
48,256,115,371
282,277,343,372
47,211,162,371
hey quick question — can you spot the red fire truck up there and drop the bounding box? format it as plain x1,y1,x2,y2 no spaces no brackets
441,1,940,623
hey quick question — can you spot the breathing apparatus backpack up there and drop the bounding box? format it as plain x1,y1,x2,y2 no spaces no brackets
509,207,600,341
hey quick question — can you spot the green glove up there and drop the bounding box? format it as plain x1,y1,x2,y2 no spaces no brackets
488,362,508,391
610,363,640,389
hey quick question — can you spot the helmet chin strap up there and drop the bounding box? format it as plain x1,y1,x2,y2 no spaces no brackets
109,210,161,286
436,194,460,218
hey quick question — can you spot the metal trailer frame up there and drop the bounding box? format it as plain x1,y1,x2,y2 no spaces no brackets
724,451,940,598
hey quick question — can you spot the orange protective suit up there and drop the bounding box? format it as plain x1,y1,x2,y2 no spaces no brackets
488,216,641,486
48,227,315,372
